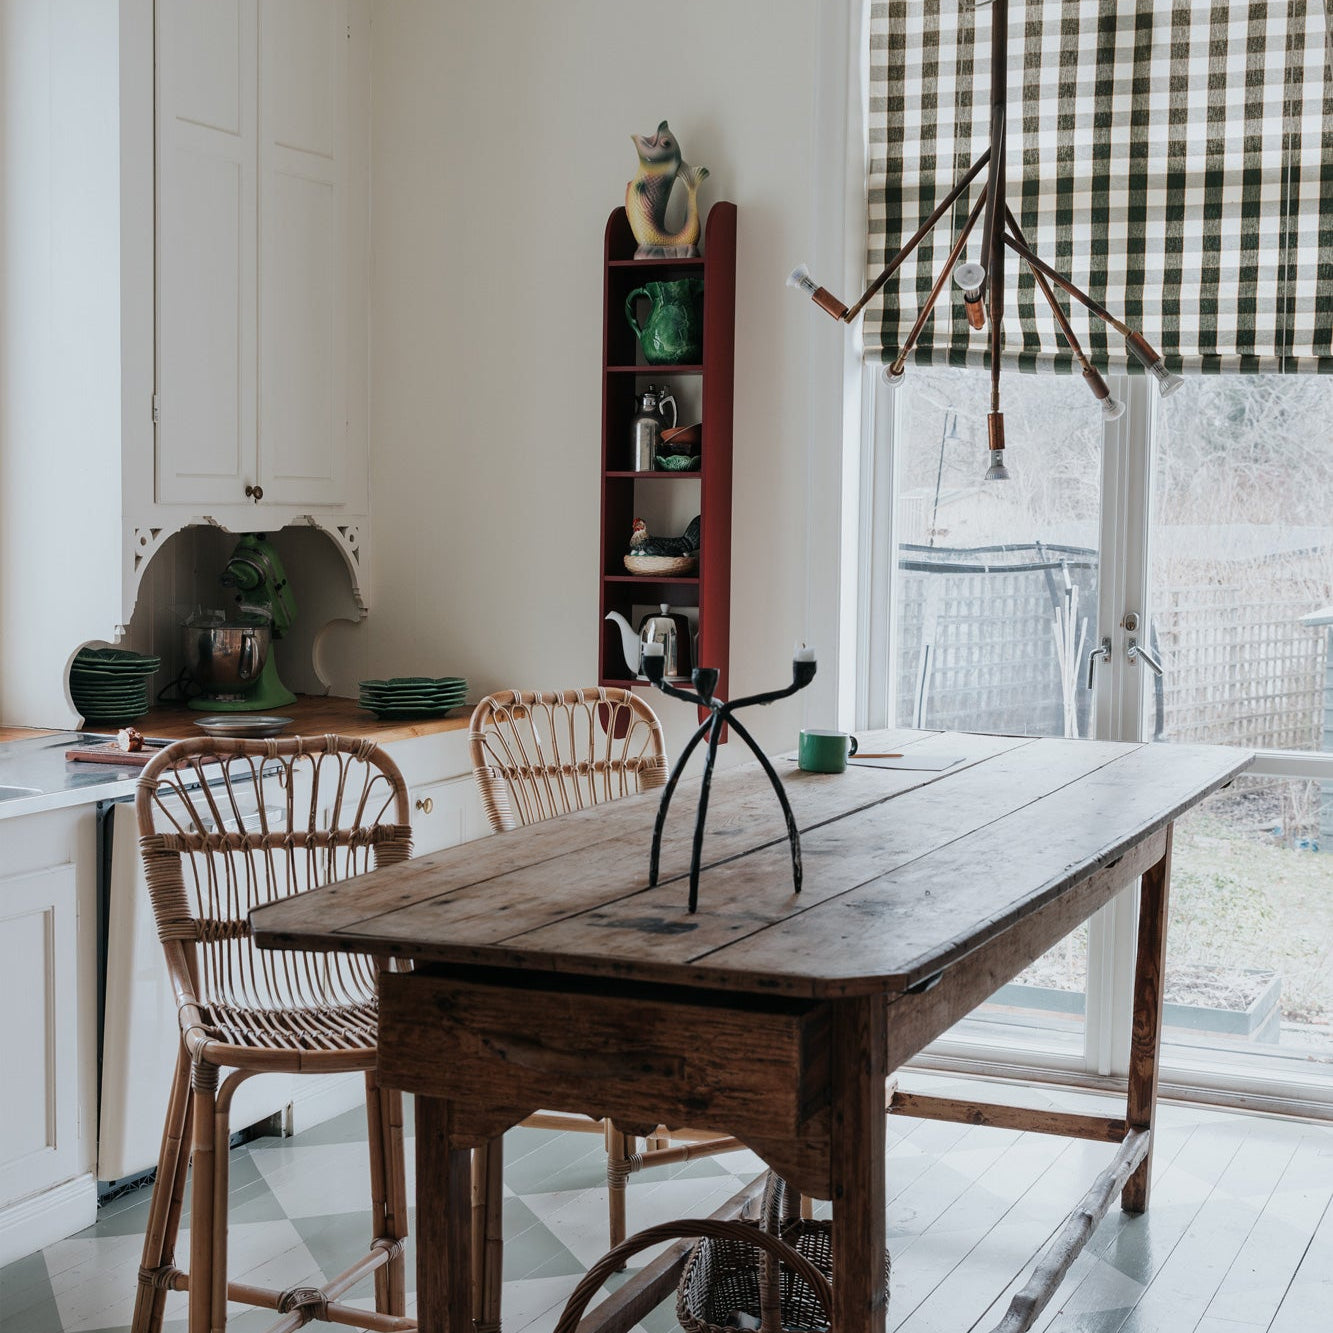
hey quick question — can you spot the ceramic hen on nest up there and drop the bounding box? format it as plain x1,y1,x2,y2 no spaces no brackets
625,515,700,576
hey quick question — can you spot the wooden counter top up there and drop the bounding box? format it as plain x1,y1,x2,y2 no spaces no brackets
85,694,471,745
0,726,59,744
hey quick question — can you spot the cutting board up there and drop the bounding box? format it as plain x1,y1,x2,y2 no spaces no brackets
65,740,177,767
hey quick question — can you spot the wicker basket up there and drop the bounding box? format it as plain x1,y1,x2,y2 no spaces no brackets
676,1175,889,1333
624,552,698,576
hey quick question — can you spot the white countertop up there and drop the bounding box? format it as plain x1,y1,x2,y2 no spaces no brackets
0,731,143,819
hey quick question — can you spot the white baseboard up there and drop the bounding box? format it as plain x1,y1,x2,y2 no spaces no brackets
0,1172,96,1268
4,1078,364,1269
286,1071,366,1133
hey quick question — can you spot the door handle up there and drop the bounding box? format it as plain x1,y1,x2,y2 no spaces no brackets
1126,638,1163,676
1086,637,1112,690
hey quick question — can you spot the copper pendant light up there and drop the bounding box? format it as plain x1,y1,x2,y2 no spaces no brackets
789,0,1182,479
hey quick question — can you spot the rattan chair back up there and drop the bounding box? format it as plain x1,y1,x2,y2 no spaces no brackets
135,734,412,1057
468,688,667,833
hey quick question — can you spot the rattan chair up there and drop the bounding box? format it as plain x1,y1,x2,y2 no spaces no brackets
468,689,742,1307
131,735,414,1333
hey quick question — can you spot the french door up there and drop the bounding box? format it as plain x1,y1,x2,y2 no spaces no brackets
860,366,1333,1113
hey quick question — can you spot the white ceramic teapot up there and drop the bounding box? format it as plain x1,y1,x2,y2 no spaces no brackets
605,604,692,680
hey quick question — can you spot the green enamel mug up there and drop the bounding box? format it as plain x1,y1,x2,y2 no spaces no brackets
798,729,859,774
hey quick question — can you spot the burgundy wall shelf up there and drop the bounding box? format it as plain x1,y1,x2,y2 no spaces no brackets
597,203,736,711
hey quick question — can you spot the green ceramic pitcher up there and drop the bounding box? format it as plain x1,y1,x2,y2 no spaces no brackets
624,278,705,364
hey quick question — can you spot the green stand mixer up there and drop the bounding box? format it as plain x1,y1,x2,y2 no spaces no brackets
185,534,298,712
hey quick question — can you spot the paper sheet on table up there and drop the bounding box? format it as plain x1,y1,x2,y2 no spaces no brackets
849,753,965,771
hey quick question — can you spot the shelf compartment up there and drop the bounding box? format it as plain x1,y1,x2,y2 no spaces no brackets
605,363,704,375
608,257,704,270
603,574,700,586
604,470,702,480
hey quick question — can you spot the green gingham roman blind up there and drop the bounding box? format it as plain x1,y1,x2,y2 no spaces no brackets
866,1,1333,373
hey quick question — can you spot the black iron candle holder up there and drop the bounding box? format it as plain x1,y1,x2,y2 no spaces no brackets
642,651,817,912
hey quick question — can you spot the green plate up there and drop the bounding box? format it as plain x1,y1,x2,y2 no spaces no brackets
359,677,465,691
78,705,151,723
359,693,469,703
71,663,157,680
364,703,469,720
74,648,161,669
72,685,150,702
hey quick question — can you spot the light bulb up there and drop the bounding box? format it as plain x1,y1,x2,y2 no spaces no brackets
1101,395,1126,421
953,262,986,291
953,262,987,331
787,262,850,320
1148,361,1185,398
882,362,907,390
1124,332,1184,399
787,264,818,295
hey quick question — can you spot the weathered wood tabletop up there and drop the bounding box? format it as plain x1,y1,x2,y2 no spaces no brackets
251,729,1250,1333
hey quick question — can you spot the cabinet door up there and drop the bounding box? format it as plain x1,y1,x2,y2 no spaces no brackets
0,866,79,1209
257,0,349,507
156,0,259,507
410,775,488,856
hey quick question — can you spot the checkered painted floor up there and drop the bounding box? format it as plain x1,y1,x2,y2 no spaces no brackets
0,1100,767,1333
3,1076,1331,1333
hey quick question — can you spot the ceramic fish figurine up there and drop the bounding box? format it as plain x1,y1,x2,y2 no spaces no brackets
629,515,701,558
626,121,709,258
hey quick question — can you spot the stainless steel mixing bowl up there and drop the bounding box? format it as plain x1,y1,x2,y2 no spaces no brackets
183,620,272,696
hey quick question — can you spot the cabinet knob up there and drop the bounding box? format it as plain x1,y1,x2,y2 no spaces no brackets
244,483,264,502
414,796,434,815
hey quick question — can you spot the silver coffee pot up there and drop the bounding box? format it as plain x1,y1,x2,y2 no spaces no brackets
630,385,677,472
605,603,693,680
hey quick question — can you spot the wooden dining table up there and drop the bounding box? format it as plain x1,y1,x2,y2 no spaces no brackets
250,728,1249,1333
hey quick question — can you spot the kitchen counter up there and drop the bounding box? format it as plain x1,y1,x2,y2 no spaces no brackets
0,696,471,820
0,729,143,819
84,693,472,745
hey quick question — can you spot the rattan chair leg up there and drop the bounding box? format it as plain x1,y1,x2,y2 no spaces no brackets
382,1087,409,1318
209,1071,258,1331
188,1061,219,1333
131,1045,192,1333
471,1137,504,1333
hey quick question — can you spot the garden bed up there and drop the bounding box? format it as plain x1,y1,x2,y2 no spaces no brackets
990,967,1282,1043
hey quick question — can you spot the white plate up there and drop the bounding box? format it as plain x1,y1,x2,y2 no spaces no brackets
193,715,293,739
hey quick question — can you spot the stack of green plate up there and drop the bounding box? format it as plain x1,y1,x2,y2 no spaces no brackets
70,647,161,723
358,676,468,720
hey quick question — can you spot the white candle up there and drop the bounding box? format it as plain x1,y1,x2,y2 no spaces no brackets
794,644,816,662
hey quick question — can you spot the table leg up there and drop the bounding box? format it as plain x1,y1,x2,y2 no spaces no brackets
1123,824,1173,1214
830,995,889,1333
415,1095,474,1333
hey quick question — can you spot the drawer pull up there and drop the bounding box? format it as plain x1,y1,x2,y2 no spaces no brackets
415,796,434,815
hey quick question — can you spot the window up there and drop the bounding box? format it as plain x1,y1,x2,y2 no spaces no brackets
860,369,1333,1109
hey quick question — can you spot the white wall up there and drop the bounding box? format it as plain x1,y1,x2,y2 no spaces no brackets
334,0,850,759
0,0,124,727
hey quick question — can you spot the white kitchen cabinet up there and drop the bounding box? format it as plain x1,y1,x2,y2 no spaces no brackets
378,730,490,856
155,0,367,517
0,2,372,730
0,806,99,1267
409,773,489,856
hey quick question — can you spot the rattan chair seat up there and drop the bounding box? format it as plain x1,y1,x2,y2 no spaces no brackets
194,995,379,1054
